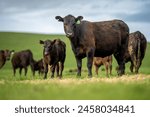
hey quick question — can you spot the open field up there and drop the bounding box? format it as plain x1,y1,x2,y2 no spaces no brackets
0,32,150,100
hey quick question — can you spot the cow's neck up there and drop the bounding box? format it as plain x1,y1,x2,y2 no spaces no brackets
69,24,81,48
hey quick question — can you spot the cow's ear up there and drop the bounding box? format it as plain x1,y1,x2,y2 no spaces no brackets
39,40,44,44
55,16,64,22
75,16,83,22
51,39,57,45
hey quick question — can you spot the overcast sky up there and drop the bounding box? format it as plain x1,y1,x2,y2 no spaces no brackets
0,0,150,41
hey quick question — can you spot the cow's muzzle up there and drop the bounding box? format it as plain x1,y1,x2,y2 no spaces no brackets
44,51,49,56
66,32,73,37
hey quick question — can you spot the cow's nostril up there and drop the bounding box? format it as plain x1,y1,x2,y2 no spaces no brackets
44,52,49,56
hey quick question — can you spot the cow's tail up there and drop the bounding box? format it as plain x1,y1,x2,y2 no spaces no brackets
136,32,141,67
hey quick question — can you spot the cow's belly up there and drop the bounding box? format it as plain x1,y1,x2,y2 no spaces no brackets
94,49,114,57
94,41,118,57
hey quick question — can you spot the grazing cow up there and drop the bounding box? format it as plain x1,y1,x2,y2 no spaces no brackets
40,39,66,79
11,49,34,76
32,59,44,76
93,55,113,76
0,49,14,69
55,14,129,77
124,31,147,73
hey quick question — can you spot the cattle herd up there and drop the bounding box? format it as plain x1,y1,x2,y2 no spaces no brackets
0,14,147,79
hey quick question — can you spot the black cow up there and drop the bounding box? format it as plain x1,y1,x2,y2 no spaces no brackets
11,49,34,76
55,14,129,77
40,39,66,79
0,49,14,69
124,31,147,73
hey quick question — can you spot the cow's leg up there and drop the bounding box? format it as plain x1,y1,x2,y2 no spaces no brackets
130,54,137,73
59,62,64,78
31,66,35,76
114,53,125,76
44,63,48,79
105,63,109,77
75,56,82,77
56,63,59,77
32,70,35,76
110,64,112,75
95,65,99,76
86,48,95,78
19,67,22,76
117,60,125,76
51,65,55,78
38,70,40,75
135,60,141,74
24,67,28,76
130,61,134,73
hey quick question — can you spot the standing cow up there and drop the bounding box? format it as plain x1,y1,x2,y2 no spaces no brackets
40,39,66,79
55,14,129,77
93,55,112,76
124,31,147,73
11,49,35,76
0,49,14,69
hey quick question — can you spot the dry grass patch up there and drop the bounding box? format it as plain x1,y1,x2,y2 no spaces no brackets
8,74,150,85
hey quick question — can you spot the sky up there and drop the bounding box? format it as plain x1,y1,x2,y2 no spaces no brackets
0,0,150,41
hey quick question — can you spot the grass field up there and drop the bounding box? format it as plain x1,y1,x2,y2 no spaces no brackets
0,32,150,100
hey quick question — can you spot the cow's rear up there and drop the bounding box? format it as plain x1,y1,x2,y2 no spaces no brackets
11,49,34,76
125,31,147,73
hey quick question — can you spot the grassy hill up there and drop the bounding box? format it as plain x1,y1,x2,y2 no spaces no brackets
0,32,150,99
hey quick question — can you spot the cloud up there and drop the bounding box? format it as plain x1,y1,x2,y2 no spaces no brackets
0,0,150,40
114,1,150,22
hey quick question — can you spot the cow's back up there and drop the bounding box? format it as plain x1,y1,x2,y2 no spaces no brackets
11,50,33,67
91,20,129,57
94,55,112,66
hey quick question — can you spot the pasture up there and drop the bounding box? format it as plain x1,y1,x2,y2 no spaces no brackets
0,32,150,99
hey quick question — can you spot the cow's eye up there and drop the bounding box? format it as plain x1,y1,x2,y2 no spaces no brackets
64,23,67,26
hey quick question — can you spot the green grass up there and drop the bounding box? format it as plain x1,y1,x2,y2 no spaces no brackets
0,32,150,100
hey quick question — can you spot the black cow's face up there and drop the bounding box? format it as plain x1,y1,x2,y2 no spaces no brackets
55,15,83,38
40,40,52,56
63,15,76,38
4,50,14,60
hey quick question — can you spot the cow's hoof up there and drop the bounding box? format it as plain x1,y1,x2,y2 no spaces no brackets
76,73,81,78
88,74,92,78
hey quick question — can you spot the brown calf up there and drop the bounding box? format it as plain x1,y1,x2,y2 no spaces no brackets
93,55,113,76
